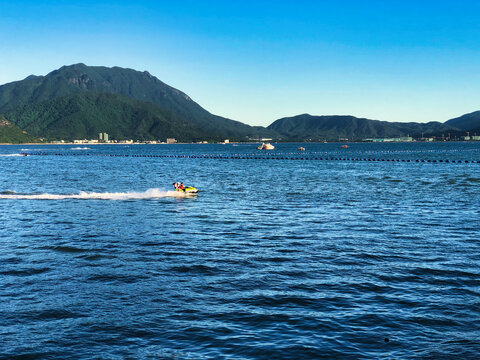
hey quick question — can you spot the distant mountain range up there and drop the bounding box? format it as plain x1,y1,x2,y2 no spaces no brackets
0,63,479,143
267,114,473,141
445,111,480,132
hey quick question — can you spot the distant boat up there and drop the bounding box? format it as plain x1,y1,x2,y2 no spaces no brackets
298,146,305,151
257,142,275,150
341,145,348,149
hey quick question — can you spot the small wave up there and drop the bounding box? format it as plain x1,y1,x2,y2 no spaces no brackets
0,188,196,200
0,154,23,157
465,177,480,183
1,267,51,276
51,246,88,253
71,147,90,150
169,264,222,275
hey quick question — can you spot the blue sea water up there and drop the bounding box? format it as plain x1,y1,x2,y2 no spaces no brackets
0,142,479,359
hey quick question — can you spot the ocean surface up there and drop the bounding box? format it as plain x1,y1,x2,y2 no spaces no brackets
1,142,479,359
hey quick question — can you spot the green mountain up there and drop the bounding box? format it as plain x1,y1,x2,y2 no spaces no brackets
445,111,480,132
267,114,458,141
0,115,38,143
1,63,479,143
0,63,272,141
4,92,208,142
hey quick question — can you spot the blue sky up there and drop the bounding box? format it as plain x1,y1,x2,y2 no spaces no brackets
1,0,480,126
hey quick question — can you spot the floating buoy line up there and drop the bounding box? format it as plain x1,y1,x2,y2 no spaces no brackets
23,152,480,164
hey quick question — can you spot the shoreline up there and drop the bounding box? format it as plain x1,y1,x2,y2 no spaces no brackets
0,140,476,146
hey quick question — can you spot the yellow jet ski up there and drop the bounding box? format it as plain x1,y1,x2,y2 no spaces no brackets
177,186,198,194
173,183,198,193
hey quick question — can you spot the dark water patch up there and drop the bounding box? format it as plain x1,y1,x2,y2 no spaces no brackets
51,245,88,253
191,214,210,219
238,294,321,309
390,234,422,241
161,251,190,257
406,315,463,328
138,240,167,247
223,277,272,292
87,273,149,284
1,267,51,276
169,264,223,275
285,191,305,196
82,233,110,239
150,240,177,247
351,281,394,294
272,269,312,279
422,339,480,359
24,308,83,322
458,182,475,188
0,256,23,264
0,352,58,360
448,287,480,297
218,231,242,237
276,248,301,254
15,217,35,222
376,273,427,285
409,266,480,279
353,252,396,262
465,177,480,183
53,220,75,225
268,344,349,360
212,257,253,267
252,256,293,263
78,253,111,261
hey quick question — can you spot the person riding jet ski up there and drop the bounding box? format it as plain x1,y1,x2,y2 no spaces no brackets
172,182,198,193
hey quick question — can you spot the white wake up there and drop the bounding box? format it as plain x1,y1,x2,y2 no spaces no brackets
0,188,196,200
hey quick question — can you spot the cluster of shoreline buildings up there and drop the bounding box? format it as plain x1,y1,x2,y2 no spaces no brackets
68,133,181,145
68,136,211,145
363,134,480,142
46,132,480,145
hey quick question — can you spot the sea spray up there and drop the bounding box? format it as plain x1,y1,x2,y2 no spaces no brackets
0,188,195,200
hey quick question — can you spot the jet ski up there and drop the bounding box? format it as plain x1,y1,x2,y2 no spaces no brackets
175,186,199,194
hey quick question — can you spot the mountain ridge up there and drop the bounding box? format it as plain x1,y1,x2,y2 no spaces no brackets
267,113,472,141
0,63,272,141
445,111,480,133
3,92,209,141
0,64,480,143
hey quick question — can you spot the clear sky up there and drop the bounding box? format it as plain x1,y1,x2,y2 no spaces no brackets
1,0,480,126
